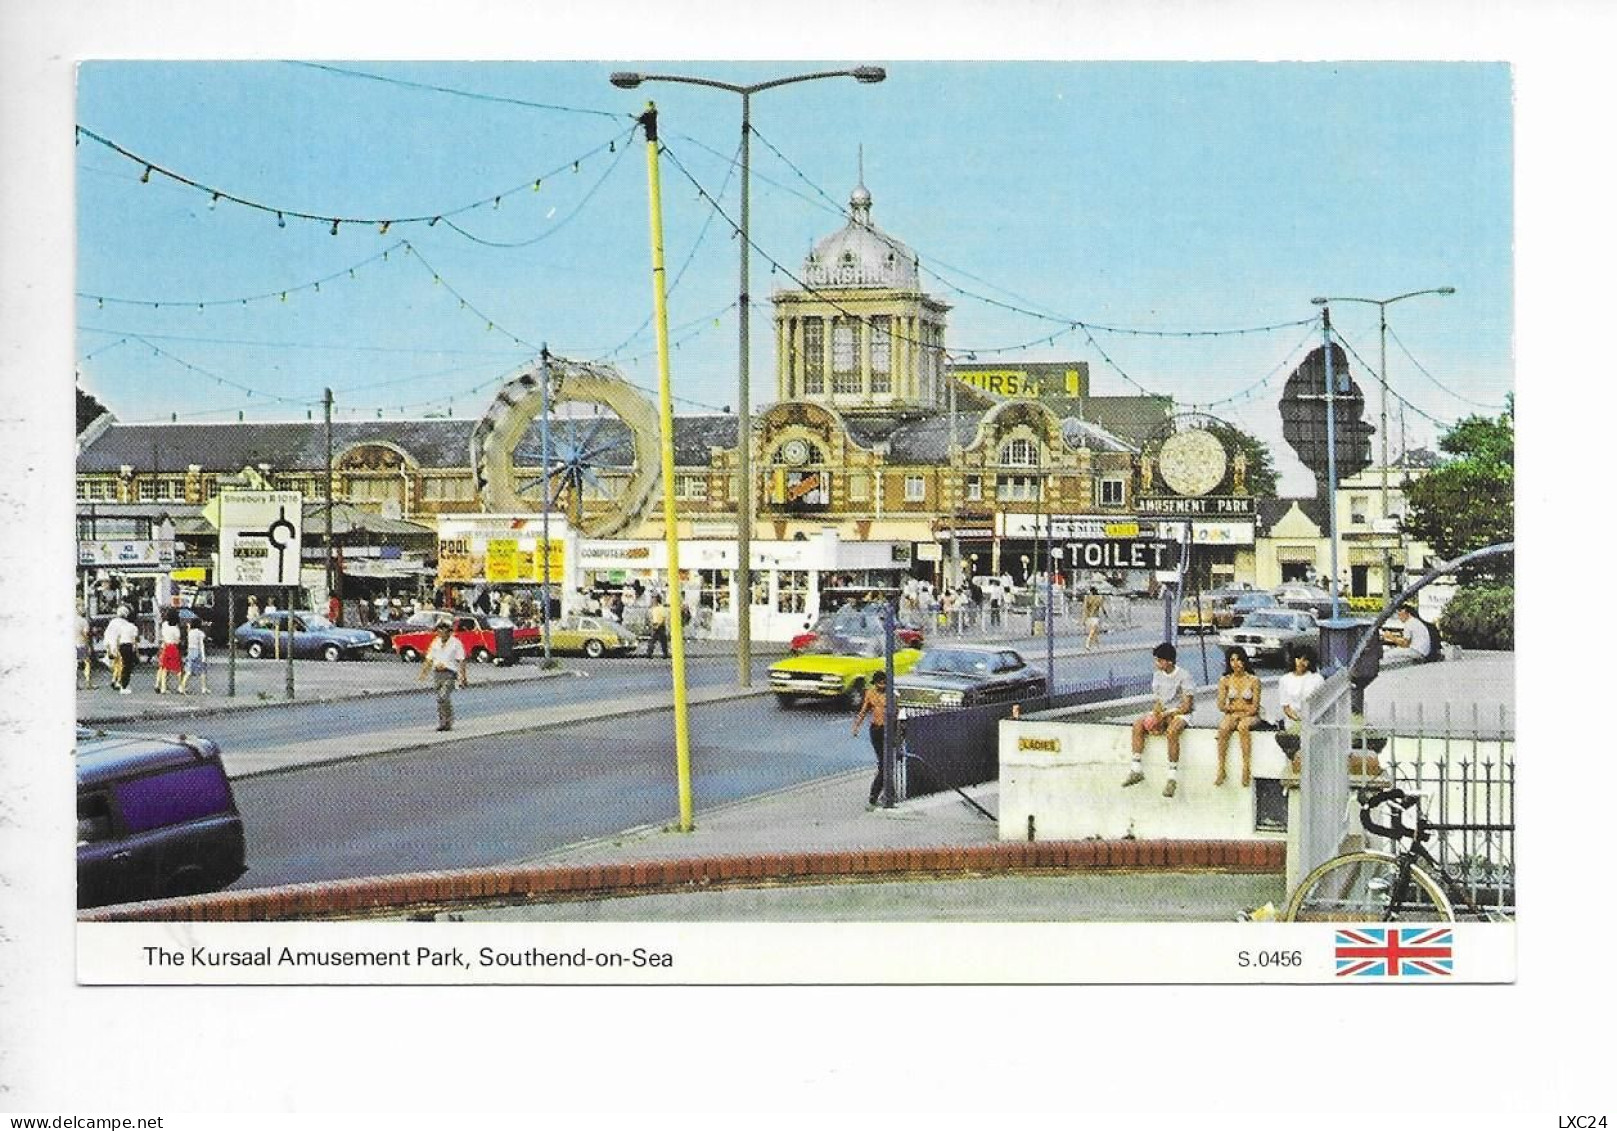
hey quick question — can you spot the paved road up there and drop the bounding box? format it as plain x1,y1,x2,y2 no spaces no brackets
227,695,870,888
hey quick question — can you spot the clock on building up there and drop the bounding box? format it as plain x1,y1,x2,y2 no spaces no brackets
779,438,811,466
1156,429,1227,497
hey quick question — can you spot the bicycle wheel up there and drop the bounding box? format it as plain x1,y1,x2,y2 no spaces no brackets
1286,851,1455,923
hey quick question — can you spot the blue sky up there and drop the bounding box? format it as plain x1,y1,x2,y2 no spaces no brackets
75,60,1513,493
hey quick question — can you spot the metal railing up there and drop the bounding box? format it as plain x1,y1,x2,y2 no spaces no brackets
1383,703,1515,916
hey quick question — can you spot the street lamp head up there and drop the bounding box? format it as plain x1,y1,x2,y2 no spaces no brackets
609,72,644,89
851,66,887,84
1310,297,1329,306
1437,286,1456,295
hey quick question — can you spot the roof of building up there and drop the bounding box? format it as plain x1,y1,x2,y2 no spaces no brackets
803,180,921,291
1257,496,1330,534
1037,395,1174,449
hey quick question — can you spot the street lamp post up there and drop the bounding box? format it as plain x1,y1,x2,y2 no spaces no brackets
1311,288,1453,598
610,66,886,687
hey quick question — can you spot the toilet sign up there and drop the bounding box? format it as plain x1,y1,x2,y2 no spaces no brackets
1067,538,1174,571
218,491,303,586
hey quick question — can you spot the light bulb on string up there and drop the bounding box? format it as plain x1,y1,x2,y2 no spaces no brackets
378,221,390,235
208,193,220,211
330,220,340,236
140,166,152,184
276,212,286,229
430,216,440,226
493,197,501,210
532,180,541,192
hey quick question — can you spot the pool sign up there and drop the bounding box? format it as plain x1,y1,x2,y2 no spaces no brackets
218,491,303,586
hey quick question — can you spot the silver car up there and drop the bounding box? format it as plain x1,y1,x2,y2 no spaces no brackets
1218,608,1319,668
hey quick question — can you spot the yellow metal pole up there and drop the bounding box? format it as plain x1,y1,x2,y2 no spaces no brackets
640,104,694,831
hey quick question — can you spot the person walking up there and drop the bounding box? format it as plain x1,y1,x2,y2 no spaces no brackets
852,670,893,809
245,595,260,621
102,606,139,695
154,611,183,694
1082,587,1105,651
76,604,96,689
179,619,208,695
644,593,671,658
418,620,468,732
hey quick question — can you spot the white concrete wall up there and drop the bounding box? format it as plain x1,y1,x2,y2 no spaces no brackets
999,720,1292,843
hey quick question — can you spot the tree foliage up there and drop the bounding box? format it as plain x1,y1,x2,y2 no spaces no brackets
1402,399,1513,580
1207,421,1279,497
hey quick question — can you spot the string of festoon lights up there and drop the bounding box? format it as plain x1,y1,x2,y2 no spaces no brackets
596,138,743,362
1386,324,1508,413
75,122,638,239
78,241,409,310
1331,329,1453,431
661,132,1320,411
750,122,1320,342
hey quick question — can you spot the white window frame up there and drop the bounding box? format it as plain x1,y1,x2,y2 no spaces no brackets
904,474,926,503
1099,477,1126,507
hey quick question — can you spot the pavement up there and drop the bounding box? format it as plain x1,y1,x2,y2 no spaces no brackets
75,613,1512,922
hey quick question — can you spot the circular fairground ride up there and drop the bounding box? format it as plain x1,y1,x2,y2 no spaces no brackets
469,357,662,537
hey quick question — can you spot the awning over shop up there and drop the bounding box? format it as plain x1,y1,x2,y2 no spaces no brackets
1276,545,1317,563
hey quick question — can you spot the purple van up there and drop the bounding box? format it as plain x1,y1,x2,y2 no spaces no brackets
76,729,247,909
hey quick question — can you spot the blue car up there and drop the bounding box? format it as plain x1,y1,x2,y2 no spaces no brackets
233,611,383,661
77,727,247,908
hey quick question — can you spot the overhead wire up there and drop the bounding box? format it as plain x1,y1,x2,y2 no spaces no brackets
1386,324,1509,412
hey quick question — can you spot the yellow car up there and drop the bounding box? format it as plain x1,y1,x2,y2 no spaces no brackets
1178,590,1240,634
768,636,922,708
539,614,639,658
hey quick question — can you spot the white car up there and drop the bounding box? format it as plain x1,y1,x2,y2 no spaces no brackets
1218,608,1319,668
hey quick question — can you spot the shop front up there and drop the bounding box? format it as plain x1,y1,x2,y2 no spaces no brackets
576,529,916,643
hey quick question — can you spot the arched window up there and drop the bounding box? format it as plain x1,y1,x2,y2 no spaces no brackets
998,437,1040,468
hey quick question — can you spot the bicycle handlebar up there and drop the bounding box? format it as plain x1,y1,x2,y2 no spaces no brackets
1358,787,1427,844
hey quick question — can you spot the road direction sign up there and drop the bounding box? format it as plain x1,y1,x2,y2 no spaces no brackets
218,491,303,586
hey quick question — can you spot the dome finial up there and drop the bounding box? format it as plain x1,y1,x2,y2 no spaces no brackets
850,146,872,221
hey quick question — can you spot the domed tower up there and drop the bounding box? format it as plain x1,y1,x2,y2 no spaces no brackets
773,173,951,414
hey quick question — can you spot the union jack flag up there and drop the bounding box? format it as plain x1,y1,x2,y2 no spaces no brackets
1334,927,1454,977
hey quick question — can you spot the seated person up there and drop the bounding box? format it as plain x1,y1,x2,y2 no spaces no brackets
1215,648,1262,787
1383,603,1432,663
1274,645,1324,763
1123,642,1194,798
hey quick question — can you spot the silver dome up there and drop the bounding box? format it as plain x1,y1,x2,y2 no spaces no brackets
803,180,919,289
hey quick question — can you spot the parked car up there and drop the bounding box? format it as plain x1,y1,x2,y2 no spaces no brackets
1178,590,1241,634
363,608,451,647
539,614,638,658
233,611,383,662
894,645,1047,712
1218,608,1319,667
1272,584,1335,618
76,727,247,909
1230,590,1281,623
790,606,924,654
769,635,923,708
390,613,539,664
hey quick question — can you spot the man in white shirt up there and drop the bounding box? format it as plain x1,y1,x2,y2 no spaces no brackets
1384,604,1432,663
101,607,140,694
1123,642,1195,797
418,621,468,731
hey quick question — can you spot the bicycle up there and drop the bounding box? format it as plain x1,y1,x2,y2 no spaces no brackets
1285,787,1514,923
